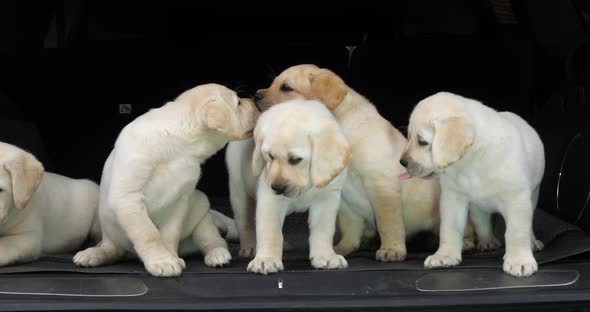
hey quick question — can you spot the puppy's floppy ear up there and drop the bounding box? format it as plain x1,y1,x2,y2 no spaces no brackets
309,123,351,188
309,69,348,110
251,128,265,177
205,101,241,140
432,116,473,169
4,151,44,209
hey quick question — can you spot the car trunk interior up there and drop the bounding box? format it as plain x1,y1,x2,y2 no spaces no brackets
1,0,590,311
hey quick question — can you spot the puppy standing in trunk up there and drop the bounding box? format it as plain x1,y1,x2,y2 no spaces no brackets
74,84,258,277
235,100,351,274
400,92,545,277
0,142,100,266
231,64,457,262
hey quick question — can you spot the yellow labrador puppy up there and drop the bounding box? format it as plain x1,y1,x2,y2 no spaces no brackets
243,100,351,274
0,142,100,266
74,84,258,277
247,64,443,262
400,92,545,277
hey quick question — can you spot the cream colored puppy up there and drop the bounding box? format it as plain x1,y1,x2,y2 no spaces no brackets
241,100,351,274
245,64,442,262
400,92,545,277
0,142,100,266
73,84,258,277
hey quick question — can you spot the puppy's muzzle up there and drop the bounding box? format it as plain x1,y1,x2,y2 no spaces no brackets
399,159,408,167
271,183,287,195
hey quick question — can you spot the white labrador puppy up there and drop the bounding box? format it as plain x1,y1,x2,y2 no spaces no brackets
73,84,258,277
0,142,100,266
231,100,351,275
400,92,545,277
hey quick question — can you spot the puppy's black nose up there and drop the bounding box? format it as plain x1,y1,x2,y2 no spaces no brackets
271,184,287,195
399,159,408,167
253,92,264,102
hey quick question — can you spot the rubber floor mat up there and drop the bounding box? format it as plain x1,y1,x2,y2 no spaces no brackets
0,209,588,275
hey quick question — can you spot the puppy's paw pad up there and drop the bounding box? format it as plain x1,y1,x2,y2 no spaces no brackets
239,247,256,258
477,237,503,251
532,239,544,252
311,254,348,270
424,253,461,268
73,247,109,267
144,255,185,277
376,246,407,262
503,254,538,277
247,257,284,275
204,247,232,267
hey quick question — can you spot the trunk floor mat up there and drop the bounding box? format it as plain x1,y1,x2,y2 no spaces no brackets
0,209,588,275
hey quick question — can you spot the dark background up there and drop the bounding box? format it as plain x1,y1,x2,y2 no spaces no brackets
0,0,589,230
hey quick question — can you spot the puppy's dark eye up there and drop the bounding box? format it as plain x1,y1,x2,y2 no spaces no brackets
237,100,241,106
280,84,293,92
268,154,274,160
418,137,429,146
0,188,3,193
288,157,302,165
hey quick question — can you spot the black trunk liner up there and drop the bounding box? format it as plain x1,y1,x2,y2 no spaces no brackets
0,208,588,275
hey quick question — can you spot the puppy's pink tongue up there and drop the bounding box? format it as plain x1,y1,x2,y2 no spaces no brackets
399,172,413,181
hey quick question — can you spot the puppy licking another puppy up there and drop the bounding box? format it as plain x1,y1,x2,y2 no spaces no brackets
74,84,258,277
401,92,545,277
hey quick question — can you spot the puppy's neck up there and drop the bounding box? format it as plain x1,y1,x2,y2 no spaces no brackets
332,89,374,120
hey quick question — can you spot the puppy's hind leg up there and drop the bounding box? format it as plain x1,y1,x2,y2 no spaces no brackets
191,191,232,268
0,234,42,267
469,208,502,251
502,194,538,277
334,201,364,256
73,237,125,267
230,186,257,258
530,186,544,252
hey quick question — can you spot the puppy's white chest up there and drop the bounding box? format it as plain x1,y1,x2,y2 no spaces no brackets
444,172,502,211
144,157,201,211
341,169,373,219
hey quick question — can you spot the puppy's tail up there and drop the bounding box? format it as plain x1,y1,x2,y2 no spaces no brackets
210,210,239,243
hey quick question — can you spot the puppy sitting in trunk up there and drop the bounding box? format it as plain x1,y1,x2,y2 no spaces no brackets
0,142,100,266
243,99,351,274
400,92,545,277
74,84,258,277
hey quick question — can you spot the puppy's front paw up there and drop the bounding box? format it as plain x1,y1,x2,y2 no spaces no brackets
247,257,284,275
73,247,110,267
477,237,503,251
204,247,232,267
424,253,461,268
532,239,544,252
376,245,407,262
503,253,538,277
310,253,348,270
144,254,186,277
